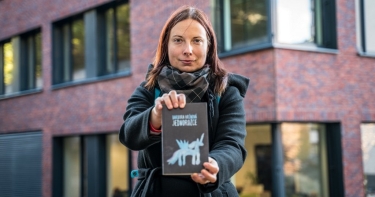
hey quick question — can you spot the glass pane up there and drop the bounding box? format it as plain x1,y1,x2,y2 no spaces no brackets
236,125,272,197
282,123,329,197
212,0,223,52
64,137,81,197
27,36,35,89
364,0,375,53
116,3,130,72
35,32,42,89
228,0,268,50
106,8,115,74
3,42,14,94
276,0,315,45
361,123,375,196
107,134,129,197
62,24,71,83
72,19,85,81
21,32,42,91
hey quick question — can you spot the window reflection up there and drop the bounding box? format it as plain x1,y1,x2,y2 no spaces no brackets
101,3,130,76
116,4,130,72
281,123,329,197
63,137,81,197
107,134,129,197
361,123,375,196
59,134,129,197
35,33,42,89
224,0,268,51
276,0,316,45
25,36,34,90
3,42,14,94
1,31,42,95
236,125,272,197
23,32,43,90
105,8,115,74
72,19,85,81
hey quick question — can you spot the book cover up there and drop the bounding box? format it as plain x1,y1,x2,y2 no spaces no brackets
161,102,209,175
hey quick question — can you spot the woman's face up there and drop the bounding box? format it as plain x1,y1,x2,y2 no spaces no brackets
168,19,208,73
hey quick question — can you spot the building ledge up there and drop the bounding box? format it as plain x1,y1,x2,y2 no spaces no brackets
218,42,339,59
52,70,132,90
0,89,43,100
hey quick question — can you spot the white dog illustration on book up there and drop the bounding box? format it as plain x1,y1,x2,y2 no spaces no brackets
167,134,205,166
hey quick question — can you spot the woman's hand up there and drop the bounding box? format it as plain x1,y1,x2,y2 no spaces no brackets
191,157,219,185
150,90,186,129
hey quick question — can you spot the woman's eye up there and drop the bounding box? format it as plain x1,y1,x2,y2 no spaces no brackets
174,38,182,43
193,39,203,44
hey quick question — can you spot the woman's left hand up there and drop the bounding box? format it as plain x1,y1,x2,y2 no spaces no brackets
191,157,219,184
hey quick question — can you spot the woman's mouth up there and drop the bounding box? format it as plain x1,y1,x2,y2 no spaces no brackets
180,60,194,64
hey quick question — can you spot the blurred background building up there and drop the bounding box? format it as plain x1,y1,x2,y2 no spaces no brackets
0,0,374,197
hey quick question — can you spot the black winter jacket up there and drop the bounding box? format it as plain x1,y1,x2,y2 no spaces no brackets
119,66,249,197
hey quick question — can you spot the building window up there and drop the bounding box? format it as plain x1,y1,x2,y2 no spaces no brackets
234,123,343,197
63,137,81,197
358,0,375,55
52,0,130,86
71,19,86,81
276,0,316,45
213,0,337,55
281,123,329,197
21,32,43,90
361,123,375,196
53,16,85,84
106,134,129,197
214,0,270,53
53,133,130,197
235,124,273,196
0,30,42,96
98,3,130,76
275,0,337,49
1,41,14,94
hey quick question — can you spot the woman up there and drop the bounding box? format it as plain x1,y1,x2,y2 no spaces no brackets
119,5,249,197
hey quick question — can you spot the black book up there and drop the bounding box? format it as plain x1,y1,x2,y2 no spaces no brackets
161,103,209,175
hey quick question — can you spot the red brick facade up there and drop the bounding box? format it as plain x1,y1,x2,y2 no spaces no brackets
0,0,374,196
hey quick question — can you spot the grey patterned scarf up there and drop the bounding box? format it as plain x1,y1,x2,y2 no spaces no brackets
157,65,210,103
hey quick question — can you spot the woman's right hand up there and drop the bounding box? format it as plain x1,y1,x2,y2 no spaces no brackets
150,90,186,129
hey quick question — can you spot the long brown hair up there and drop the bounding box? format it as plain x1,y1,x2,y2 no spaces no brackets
144,5,228,95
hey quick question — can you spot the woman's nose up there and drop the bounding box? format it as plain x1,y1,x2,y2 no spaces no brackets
183,44,193,56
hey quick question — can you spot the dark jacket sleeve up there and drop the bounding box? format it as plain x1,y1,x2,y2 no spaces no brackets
199,77,249,193
119,82,161,150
